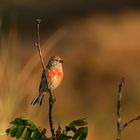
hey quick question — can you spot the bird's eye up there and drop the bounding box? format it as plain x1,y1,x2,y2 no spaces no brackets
55,59,58,61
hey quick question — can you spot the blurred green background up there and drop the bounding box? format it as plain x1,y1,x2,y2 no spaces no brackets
1,0,140,140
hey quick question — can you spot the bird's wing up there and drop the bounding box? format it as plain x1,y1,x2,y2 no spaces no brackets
39,70,48,93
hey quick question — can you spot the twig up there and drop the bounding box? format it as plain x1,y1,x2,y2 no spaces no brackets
116,77,140,140
35,19,46,71
116,77,125,140
35,19,56,139
122,115,140,129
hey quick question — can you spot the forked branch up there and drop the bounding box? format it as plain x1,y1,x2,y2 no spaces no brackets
116,77,140,140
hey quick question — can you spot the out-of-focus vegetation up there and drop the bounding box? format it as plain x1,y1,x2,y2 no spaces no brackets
1,1,140,139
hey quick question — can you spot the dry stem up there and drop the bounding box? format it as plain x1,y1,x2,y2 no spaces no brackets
122,115,140,129
35,19,55,139
48,90,56,138
116,77,124,140
116,77,140,140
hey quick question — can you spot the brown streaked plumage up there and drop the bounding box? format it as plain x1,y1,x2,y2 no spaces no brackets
31,56,63,105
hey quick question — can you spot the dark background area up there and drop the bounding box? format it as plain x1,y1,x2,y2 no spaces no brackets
1,0,140,33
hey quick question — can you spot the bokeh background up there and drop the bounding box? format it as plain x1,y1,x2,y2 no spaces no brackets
1,0,140,140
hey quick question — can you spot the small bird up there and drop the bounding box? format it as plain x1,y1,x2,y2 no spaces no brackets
31,56,64,106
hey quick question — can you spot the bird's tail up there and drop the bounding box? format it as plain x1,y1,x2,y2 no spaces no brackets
31,94,44,106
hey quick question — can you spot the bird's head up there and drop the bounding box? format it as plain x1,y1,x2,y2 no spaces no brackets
47,56,63,69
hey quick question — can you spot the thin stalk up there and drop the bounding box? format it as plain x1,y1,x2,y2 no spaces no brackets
35,19,55,138
116,77,124,140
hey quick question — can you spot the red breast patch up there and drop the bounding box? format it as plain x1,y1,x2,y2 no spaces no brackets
48,69,63,79
48,69,56,78
56,69,63,79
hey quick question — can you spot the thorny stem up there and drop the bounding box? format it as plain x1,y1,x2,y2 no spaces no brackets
35,19,56,139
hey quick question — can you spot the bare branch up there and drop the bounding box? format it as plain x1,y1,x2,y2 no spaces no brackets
116,77,125,140
35,18,55,139
35,19,46,71
49,91,56,138
122,115,140,129
116,77,140,140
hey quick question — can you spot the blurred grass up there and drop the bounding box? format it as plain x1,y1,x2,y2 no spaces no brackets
1,10,140,140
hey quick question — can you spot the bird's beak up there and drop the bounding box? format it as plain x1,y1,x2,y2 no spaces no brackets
59,60,63,63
